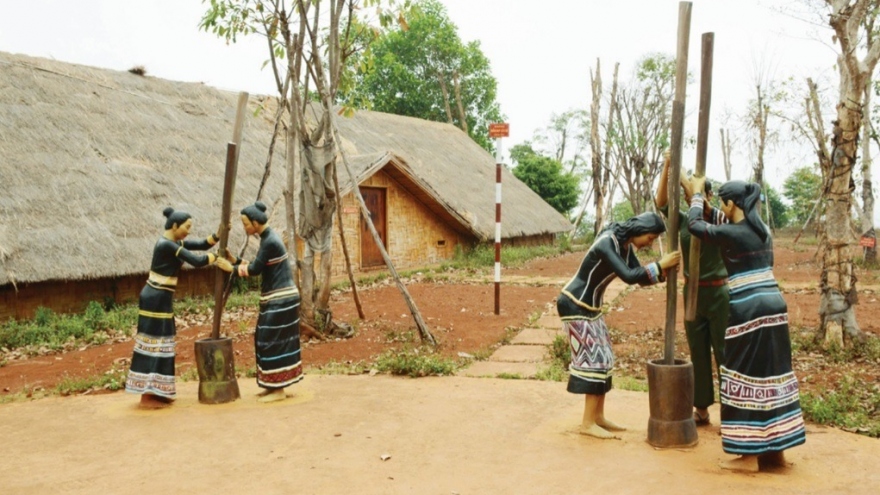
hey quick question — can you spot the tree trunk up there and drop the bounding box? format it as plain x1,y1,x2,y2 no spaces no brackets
753,85,767,190
453,70,468,134
601,63,620,223
437,72,454,124
819,0,880,346
819,82,865,345
590,59,604,234
720,128,732,181
860,78,876,263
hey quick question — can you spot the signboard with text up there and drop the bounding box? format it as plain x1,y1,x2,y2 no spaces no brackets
488,122,509,138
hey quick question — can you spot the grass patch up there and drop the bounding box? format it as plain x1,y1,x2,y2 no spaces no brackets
308,360,372,375
496,372,523,380
614,376,649,392
446,242,572,272
536,335,570,382
55,366,127,396
801,375,880,437
375,347,459,377
0,302,137,354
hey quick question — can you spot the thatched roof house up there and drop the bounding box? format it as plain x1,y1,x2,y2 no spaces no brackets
0,51,571,319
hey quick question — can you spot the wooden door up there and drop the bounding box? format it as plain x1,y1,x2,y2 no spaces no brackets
360,187,387,268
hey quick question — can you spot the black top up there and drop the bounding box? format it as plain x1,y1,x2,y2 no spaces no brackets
149,236,214,277
238,227,297,297
559,231,663,318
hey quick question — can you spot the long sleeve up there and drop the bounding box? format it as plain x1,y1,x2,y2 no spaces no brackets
598,238,662,286
175,244,213,268
687,193,734,246
183,233,218,251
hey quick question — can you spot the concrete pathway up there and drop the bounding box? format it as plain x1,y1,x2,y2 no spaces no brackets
458,279,629,379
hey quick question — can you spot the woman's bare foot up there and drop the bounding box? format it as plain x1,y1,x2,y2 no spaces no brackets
694,407,710,426
257,388,287,403
759,451,790,468
720,455,759,473
597,418,627,432
139,394,172,410
579,423,621,439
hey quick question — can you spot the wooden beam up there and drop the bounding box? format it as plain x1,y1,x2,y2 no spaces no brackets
685,32,714,322
665,2,691,364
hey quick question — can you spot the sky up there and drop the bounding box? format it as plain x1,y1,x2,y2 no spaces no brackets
0,0,868,211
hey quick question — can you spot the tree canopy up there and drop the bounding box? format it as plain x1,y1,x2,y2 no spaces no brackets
783,166,822,228
342,0,502,151
509,143,580,215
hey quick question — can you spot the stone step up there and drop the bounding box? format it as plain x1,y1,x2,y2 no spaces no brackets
510,328,559,345
489,345,547,363
456,361,539,379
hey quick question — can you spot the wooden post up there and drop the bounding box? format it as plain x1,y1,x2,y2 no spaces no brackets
332,159,365,319
211,142,238,340
665,1,691,365
211,92,248,339
197,91,248,405
685,33,714,322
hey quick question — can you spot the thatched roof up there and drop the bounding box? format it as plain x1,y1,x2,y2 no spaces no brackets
0,51,571,286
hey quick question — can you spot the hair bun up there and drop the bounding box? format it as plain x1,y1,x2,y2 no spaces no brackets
255,201,267,212
163,207,174,218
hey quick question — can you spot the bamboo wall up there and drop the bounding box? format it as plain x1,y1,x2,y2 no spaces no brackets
329,169,469,275
0,269,215,320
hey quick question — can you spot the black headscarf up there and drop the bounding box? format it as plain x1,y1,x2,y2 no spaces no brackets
718,180,768,242
602,211,666,242
163,207,191,230
240,201,269,225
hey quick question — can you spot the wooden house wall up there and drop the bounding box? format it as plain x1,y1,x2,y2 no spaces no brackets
330,169,470,276
0,269,215,320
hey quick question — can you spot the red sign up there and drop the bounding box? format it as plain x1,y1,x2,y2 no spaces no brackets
488,122,509,138
859,236,876,248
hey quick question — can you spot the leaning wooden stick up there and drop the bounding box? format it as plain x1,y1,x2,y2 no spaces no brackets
685,32,714,322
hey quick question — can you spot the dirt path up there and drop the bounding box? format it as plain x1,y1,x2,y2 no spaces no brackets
2,376,878,494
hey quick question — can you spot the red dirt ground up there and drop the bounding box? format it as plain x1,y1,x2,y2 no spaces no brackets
1,233,878,403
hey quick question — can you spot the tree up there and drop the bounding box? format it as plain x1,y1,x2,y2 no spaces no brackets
343,0,502,151
764,184,789,229
200,0,436,343
817,0,879,344
532,108,590,176
783,166,823,228
608,54,675,216
509,143,580,215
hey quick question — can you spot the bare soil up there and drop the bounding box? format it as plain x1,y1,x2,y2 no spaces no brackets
1,233,878,403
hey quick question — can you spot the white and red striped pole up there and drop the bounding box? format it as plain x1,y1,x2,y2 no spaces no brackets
489,122,508,315
494,146,502,315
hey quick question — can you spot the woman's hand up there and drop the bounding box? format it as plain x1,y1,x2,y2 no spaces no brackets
658,250,681,270
691,175,706,194
224,248,237,263
679,175,694,201
214,257,233,273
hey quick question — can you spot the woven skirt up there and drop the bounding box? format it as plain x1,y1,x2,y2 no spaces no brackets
564,316,614,395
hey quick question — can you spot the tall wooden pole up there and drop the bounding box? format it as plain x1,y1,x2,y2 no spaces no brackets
211,143,238,340
665,2,691,364
211,92,248,340
685,33,714,322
